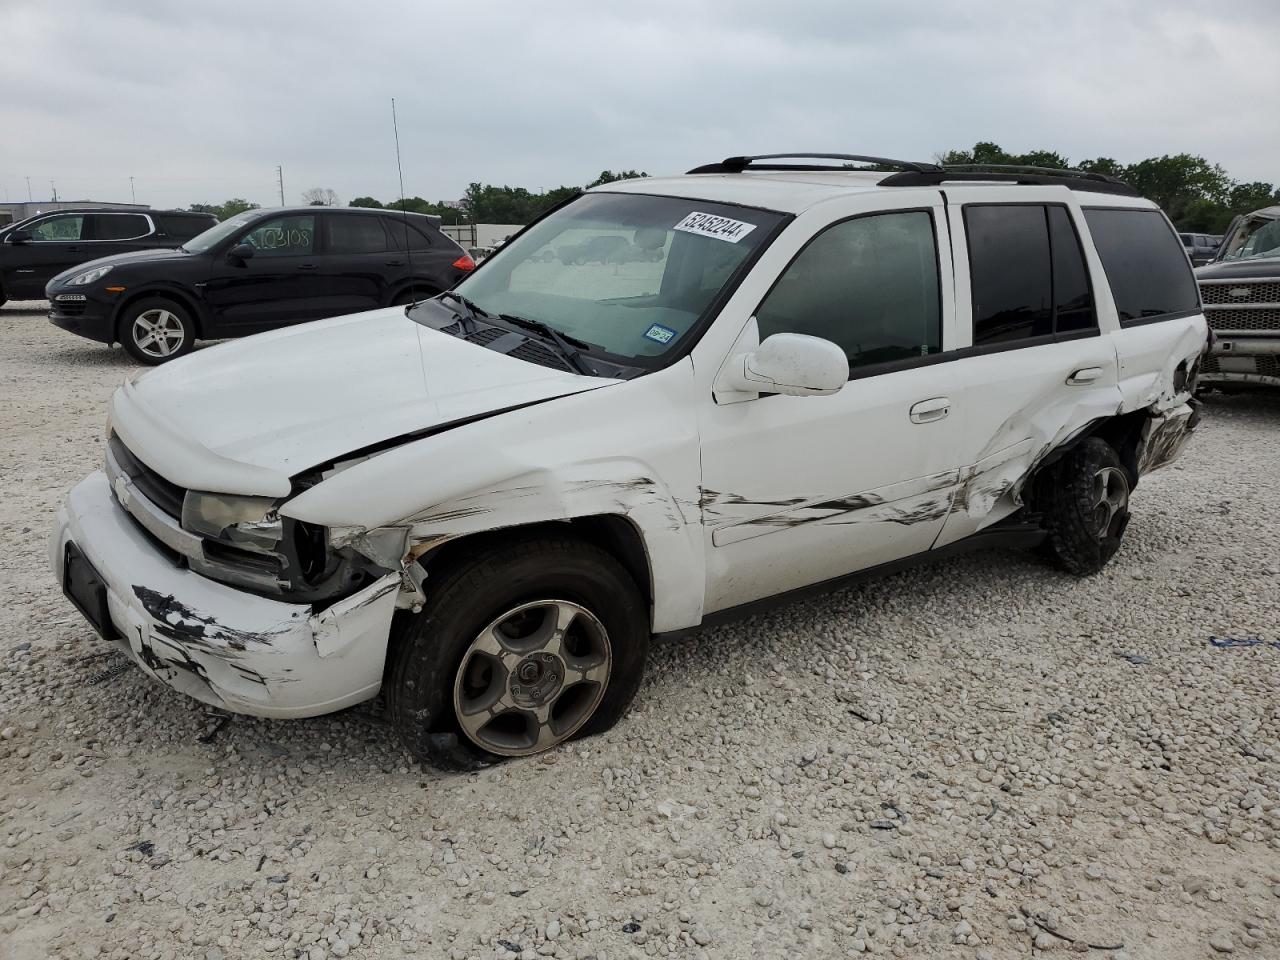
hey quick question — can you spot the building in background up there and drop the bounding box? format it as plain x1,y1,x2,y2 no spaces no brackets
442,223,523,250
0,200,148,227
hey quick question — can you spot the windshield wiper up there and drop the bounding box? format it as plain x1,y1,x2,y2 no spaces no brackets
435,291,485,334
496,312,595,375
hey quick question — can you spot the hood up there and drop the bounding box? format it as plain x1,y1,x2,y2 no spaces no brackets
109,307,618,497
1195,257,1280,280
49,247,189,282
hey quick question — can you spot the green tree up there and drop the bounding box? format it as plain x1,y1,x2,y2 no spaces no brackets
349,196,383,209
188,198,259,221
586,170,649,187
1121,154,1230,222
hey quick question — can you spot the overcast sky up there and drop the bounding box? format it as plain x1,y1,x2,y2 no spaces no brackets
2,0,1277,210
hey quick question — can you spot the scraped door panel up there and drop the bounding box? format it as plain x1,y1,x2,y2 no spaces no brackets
699,362,964,614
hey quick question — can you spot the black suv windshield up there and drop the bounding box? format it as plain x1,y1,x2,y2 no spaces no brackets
182,212,258,253
445,192,783,364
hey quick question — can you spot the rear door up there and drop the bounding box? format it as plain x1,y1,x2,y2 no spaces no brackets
5,213,90,297
319,213,397,313
935,189,1121,547
203,213,327,332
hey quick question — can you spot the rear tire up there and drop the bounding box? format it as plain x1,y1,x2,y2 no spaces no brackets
119,297,195,365
1037,437,1131,575
385,537,649,770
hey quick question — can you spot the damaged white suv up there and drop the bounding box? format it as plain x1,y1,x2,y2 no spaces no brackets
51,154,1207,768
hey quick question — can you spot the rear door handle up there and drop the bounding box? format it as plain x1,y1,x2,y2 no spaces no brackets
385,259,405,266
1067,366,1103,385
297,263,317,271
909,397,951,424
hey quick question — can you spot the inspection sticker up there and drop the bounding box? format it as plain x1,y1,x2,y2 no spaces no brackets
673,211,758,243
643,323,678,345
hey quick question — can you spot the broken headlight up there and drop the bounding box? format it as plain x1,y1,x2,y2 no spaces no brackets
182,492,280,544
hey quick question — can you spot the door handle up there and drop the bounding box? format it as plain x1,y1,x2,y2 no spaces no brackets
1067,366,1103,385
297,263,317,271
66,245,82,252
384,259,405,266
909,397,951,424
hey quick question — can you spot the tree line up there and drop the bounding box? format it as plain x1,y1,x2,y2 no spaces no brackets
185,150,1277,232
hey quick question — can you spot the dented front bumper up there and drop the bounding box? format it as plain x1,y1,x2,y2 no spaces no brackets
49,471,400,719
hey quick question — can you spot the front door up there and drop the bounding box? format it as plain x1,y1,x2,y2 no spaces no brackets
5,213,90,297
697,198,967,614
204,213,327,332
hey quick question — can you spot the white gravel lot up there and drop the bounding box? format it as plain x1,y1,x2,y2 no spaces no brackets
2,300,1279,960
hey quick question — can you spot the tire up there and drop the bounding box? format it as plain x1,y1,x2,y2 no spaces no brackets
1037,437,1131,575
119,297,195,364
385,537,649,770
391,286,436,307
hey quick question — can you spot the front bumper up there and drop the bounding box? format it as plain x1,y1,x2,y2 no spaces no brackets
47,292,114,344
49,471,401,718
1201,336,1280,387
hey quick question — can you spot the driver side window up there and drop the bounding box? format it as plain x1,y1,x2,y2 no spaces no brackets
239,215,316,257
30,215,84,241
755,211,942,373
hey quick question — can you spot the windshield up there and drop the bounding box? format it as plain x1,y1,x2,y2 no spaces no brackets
448,192,784,364
1219,215,1280,262
181,212,258,253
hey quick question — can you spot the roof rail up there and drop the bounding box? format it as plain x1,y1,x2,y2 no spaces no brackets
687,153,944,175
879,164,1141,197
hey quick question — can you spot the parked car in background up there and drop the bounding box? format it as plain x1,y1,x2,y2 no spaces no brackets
46,206,475,363
1195,205,1280,389
0,208,215,308
1180,231,1221,266
50,153,1205,769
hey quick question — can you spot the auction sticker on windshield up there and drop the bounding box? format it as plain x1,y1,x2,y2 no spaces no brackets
674,211,758,243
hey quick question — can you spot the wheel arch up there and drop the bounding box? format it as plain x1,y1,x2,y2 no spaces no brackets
111,287,208,342
386,278,443,307
1030,409,1151,491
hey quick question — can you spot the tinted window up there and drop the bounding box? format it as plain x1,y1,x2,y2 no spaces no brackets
327,215,390,254
1082,208,1200,323
966,205,1053,343
384,218,435,250
1048,206,1096,333
29,215,84,241
756,211,941,372
240,215,316,257
91,214,150,240
157,215,213,240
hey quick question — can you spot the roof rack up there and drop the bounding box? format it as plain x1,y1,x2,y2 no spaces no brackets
879,163,1140,197
687,153,944,175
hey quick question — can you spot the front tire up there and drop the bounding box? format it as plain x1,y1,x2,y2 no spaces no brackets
1038,437,1131,575
385,537,649,770
119,297,195,364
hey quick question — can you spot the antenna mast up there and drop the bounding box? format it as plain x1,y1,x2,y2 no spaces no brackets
391,97,417,306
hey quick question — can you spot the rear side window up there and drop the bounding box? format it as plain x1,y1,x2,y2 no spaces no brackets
384,217,435,250
326,215,390,254
1082,208,1199,324
756,210,941,373
965,204,1096,345
90,214,150,240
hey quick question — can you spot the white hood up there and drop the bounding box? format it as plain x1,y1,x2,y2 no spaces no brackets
109,307,616,497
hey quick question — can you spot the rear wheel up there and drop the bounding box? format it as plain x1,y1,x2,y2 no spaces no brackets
385,537,649,770
119,297,195,364
391,286,437,307
1038,437,1131,575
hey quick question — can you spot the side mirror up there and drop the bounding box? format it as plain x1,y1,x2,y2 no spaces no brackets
7,229,31,244
227,243,255,262
722,333,848,398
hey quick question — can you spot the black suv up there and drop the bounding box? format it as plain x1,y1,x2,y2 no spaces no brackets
46,206,475,364
1,208,215,307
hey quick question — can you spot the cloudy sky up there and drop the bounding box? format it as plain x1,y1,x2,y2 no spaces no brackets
2,0,1277,210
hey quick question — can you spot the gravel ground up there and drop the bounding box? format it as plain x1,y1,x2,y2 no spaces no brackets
2,301,1279,960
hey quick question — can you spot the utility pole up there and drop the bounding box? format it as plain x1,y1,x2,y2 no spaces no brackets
276,165,285,206
50,180,58,203
25,176,32,201
129,176,136,204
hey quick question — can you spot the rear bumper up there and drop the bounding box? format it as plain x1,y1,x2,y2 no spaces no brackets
49,471,400,718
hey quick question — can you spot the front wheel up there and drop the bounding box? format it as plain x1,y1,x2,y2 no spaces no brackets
119,297,195,364
1037,437,1131,575
385,538,649,770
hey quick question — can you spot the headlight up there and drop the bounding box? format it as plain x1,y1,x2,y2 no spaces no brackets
182,491,281,546
67,265,113,286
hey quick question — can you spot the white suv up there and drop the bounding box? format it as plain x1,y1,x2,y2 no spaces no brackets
50,154,1208,768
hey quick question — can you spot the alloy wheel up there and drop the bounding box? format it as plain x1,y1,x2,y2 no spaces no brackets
1091,466,1129,539
131,308,185,359
452,599,611,757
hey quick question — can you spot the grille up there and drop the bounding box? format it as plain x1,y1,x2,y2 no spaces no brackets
108,435,186,519
1202,355,1280,379
464,327,507,346
509,340,571,370
52,302,87,317
1204,308,1280,332
1199,280,1280,305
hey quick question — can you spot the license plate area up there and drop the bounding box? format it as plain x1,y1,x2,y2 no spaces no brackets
63,543,120,641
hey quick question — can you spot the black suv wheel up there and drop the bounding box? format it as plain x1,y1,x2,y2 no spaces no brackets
119,297,196,365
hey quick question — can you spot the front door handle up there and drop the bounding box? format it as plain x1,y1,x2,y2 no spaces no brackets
385,259,405,267
1067,366,1103,385
909,397,951,424
297,263,317,271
